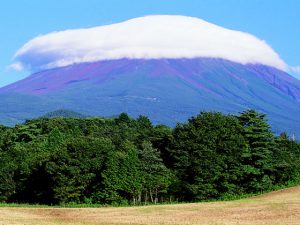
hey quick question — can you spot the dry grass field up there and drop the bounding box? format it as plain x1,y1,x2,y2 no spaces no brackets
1,185,300,225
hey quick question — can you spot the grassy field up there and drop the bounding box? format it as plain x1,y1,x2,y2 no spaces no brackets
1,185,300,225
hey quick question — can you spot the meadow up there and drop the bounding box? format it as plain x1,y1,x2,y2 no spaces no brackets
0,185,299,225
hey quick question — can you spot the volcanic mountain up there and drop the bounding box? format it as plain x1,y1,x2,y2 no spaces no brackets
2,15,300,136
1,57,300,136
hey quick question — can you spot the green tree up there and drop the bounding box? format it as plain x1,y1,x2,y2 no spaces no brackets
45,134,112,204
273,134,300,184
237,109,276,192
168,112,248,200
101,140,142,205
138,141,173,204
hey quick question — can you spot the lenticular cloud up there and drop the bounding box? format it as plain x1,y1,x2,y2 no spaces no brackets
13,15,287,71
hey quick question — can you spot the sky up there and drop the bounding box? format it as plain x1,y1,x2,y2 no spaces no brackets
0,0,299,87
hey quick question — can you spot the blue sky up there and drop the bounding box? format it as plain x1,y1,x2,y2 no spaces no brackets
0,0,299,87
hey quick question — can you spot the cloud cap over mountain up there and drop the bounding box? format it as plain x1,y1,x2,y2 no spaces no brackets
12,15,287,71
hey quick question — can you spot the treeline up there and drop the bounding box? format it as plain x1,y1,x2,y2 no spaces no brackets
0,109,299,205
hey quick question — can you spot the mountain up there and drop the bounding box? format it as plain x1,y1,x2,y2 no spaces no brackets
41,109,87,119
1,58,300,136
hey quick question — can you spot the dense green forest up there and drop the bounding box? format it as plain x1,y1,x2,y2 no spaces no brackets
0,109,299,205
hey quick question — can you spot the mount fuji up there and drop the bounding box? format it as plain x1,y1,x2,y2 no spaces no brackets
2,15,300,136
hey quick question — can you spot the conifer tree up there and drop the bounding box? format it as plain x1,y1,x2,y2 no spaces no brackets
237,109,275,191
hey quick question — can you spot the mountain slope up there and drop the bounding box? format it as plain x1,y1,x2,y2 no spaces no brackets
0,58,300,136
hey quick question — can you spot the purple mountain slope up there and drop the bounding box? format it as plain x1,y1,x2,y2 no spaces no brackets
0,58,300,136
2,58,300,100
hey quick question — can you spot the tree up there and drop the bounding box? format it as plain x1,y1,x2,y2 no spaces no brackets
237,109,276,192
168,112,248,200
138,141,173,204
273,134,300,184
45,133,113,204
135,115,153,145
0,152,16,202
100,141,142,205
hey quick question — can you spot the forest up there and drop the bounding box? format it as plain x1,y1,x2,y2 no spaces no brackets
0,109,299,205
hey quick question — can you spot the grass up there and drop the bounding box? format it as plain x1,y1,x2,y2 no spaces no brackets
1,185,300,224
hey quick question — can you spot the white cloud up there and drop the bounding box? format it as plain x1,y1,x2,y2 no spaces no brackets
290,66,300,73
12,15,288,71
7,62,23,71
